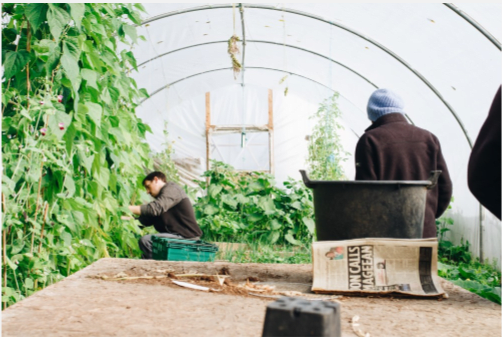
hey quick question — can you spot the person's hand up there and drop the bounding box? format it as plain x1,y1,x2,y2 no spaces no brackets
119,206,132,214
128,205,142,215
121,216,134,220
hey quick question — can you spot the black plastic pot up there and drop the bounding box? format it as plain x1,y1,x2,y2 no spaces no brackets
300,170,441,241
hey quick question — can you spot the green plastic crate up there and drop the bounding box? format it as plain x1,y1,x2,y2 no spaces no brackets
151,236,218,262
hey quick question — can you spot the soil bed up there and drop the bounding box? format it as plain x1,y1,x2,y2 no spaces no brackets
2,258,500,336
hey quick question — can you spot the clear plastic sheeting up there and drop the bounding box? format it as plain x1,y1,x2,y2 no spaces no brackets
130,3,501,266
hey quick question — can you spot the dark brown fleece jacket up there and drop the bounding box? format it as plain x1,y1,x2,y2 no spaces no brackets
468,86,501,220
138,183,203,238
355,113,453,238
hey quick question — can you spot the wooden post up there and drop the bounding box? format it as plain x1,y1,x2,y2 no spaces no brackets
268,89,275,175
2,193,7,305
205,93,211,183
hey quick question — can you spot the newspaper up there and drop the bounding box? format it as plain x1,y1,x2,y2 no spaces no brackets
312,238,446,297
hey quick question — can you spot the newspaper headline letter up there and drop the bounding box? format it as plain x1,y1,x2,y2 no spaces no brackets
312,238,446,297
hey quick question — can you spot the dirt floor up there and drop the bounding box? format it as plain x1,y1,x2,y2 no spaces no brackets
2,258,500,336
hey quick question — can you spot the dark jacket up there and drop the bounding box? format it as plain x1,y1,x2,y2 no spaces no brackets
355,113,452,238
468,86,501,220
138,182,203,238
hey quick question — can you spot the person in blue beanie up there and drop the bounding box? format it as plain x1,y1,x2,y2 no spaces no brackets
355,89,453,238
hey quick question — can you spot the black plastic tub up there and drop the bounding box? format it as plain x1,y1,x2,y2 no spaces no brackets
300,170,441,241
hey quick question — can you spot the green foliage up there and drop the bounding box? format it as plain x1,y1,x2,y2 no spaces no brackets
2,3,153,309
194,161,315,246
220,243,312,265
438,260,501,304
307,93,349,180
436,203,501,304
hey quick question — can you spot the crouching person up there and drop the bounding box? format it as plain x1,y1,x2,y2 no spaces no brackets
128,171,203,259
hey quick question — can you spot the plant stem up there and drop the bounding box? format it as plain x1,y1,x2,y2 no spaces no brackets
38,203,49,253
26,20,31,108
11,268,20,294
2,190,7,310
30,161,45,254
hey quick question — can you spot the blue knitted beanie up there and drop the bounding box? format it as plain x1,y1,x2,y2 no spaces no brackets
367,88,405,122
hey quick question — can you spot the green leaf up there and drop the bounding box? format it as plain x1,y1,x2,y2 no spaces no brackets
2,287,15,297
122,24,137,43
96,168,110,189
124,51,138,71
47,4,71,41
61,231,72,246
3,256,17,271
61,54,80,91
61,37,81,91
270,219,282,230
139,88,149,98
235,194,249,204
32,39,59,67
222,194,237,209
247,212,263,223
204,204,219,215
25,3,49,32
24,278,34,290
63,122,77,154
85,102,103,126
268,231,280,244
302,217,315,234
10,239,25,255
2,28,17,43
78,150,95,173
2,51,31,79
63,37,80,60
291,201,302,210
68,3,85,29
258,198,276,215
64,176,76,198
285,233,301,246
81,68,98,89
208,184,223,198
48,110,72,140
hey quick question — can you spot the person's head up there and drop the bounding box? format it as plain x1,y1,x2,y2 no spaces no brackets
367,88,405,122
142,171,167,197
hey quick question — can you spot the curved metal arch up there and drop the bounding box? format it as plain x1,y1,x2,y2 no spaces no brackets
140,4,471,147
137,40,379,88
444,3,501,50
140,65,415,127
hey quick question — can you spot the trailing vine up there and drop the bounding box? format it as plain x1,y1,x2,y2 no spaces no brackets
2,3,154,308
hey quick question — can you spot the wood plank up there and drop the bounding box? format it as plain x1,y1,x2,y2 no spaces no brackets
2,258,500,337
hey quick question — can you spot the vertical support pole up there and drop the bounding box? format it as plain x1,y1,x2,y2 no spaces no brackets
268,89,274,175
205,92,211,184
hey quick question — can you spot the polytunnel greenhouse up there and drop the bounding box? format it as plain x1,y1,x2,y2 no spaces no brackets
1,3,501,335
133,3,501,262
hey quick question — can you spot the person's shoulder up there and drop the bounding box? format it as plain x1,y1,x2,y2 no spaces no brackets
412,124,440,140
163,181,182,191
162,182,186,197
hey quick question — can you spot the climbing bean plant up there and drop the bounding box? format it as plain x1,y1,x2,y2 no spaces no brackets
1,3,153,308
307,92,349,180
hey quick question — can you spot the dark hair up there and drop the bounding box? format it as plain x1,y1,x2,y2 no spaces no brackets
143,171,167,185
